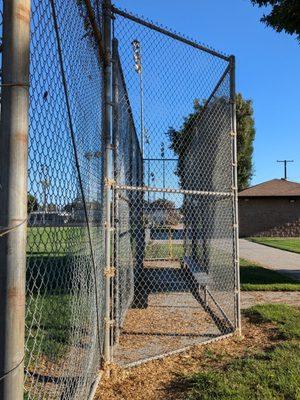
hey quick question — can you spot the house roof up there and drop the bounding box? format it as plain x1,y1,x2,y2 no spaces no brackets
239,179,300,197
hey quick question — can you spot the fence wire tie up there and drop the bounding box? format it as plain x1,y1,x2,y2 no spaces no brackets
104,317,115,327
104,267,115,277
0,355,24,382
0,217,27,237
105,177,116,187
230,131,236,136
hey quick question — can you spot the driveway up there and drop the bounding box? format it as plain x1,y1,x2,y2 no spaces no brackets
239,239,300,281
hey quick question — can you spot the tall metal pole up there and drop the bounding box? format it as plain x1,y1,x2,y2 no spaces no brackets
132,40,145,160
0,0,31,398
139,71,145,160
102,0,113,365
112,38,120,345
229,55,241,335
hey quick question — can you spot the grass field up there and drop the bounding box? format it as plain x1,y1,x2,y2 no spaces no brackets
26,294,72,364
178,304,300,400
145,241,184,259
27,226,88,255
249,237,300,254
25,227,91,368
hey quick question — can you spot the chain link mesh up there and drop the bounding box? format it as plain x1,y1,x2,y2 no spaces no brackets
0,1,238,396
111,8,238,366
112,47,144,332
25,0,104,398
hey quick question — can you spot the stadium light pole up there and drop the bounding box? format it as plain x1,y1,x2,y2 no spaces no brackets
132,39,145,160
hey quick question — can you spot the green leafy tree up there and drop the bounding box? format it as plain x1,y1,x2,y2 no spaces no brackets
251,0,300,41
236,93,256,190
166,94,255,191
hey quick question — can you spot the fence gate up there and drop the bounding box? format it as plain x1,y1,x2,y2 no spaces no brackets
109,5,240,367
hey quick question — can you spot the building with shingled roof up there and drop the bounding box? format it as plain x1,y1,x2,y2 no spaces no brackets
239,179,300,237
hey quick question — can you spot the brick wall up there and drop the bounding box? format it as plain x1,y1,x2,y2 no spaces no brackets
238,197,300,237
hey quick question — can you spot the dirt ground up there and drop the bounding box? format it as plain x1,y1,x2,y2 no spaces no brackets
96,314,281,400
241,290,300,308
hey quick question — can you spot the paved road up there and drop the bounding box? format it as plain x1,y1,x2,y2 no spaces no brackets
239,239,300,281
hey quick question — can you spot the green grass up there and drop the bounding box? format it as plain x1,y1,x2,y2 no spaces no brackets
245,304,300,339
145,242,184,260
26,294,72,364
240,258,300,291
249,237,300,254
27,226,86,255
24,295,72,399
177,304,300,400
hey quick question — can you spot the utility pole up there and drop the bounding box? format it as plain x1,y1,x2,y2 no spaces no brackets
0,1,31,399
277,160,294,180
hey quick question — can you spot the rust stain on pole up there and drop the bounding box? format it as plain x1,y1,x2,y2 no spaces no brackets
15,132,28,144
16,4,30,23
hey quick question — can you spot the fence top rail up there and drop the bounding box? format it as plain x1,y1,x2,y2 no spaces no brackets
111,5,231,62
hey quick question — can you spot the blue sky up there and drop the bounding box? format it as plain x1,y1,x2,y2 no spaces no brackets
115,0,300,185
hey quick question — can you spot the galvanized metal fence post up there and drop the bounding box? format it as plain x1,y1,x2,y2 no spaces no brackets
230,55,241,334
0,0,31,398
102,0,113,365
112,38,120,346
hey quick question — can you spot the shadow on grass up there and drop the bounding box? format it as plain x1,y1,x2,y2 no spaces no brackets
240,259,300,291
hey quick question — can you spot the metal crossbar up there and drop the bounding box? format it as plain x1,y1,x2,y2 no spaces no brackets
111,6,230,61
115,184,234,197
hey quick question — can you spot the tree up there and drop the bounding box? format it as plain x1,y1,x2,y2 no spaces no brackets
166,94,255,191
236,93,256,190
27,193,39,213
251,0,300,41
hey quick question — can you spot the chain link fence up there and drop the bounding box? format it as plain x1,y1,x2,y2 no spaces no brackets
112,44,144,334
110,7,239,366
0,0,239,398
25,0,105,398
